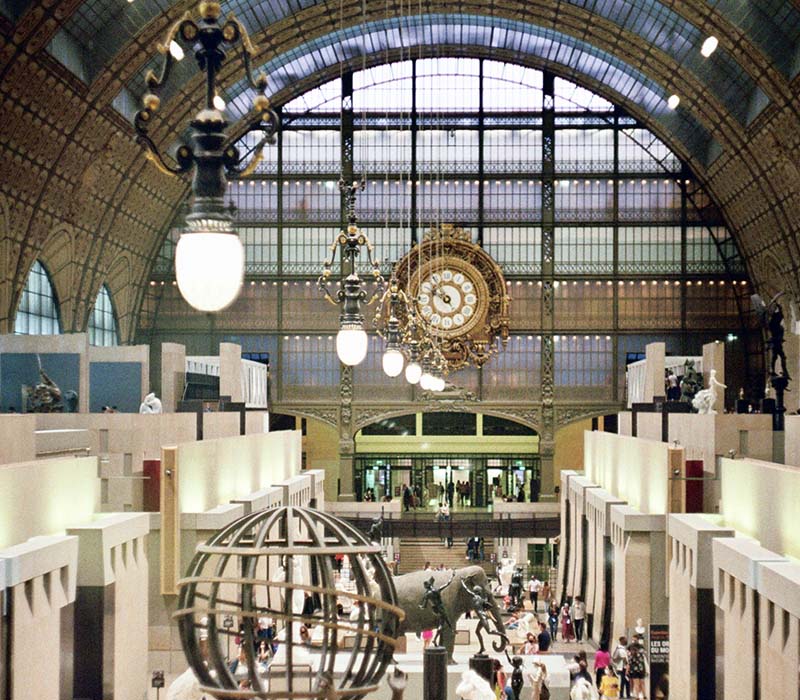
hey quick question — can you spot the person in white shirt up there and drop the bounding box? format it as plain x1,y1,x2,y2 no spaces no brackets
612,636,630,699
528,576,542,611
572,596,587,642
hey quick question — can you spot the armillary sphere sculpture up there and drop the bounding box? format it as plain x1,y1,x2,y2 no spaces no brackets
175,506,404,699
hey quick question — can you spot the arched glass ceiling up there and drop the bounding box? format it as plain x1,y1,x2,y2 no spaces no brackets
200,15,715,160
119,10,763,128
51,0,800,89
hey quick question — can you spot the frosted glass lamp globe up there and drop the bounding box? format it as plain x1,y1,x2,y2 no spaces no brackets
337,327,369,366
176,229,244,312
382,349,405,377
419,372,434,391
405,361,422,384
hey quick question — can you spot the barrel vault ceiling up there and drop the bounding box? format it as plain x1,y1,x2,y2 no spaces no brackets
1,0,800,340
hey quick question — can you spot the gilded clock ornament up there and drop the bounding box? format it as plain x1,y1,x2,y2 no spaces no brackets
395,224,511,370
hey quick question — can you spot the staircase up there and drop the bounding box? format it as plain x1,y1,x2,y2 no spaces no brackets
398,538,495,575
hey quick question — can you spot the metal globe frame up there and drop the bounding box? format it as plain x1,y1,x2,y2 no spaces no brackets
175,506,404,700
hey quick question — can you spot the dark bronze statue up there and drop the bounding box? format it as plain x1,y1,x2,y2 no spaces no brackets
395,565,506,663
508,566,524,610
508,654,524,700
367,515,383,543
419,571,455,646
679,359,703,403
28,365,63,412
768,302,791,380
460,576,508,655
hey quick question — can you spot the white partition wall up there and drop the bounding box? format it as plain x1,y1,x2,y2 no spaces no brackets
0,456,99,549
720,457,800,560
306,468,326,509
667,515,734,700
584,431,669,515
176,430,302,513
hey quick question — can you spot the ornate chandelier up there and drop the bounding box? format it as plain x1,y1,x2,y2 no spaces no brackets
135,0,279,312
318,180,385,366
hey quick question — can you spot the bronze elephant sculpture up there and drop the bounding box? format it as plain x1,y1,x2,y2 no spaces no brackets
393,565,506,663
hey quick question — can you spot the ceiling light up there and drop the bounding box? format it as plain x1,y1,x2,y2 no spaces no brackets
701,36,719,58
667,94,680,110
213,94,226,111
169,40,184,61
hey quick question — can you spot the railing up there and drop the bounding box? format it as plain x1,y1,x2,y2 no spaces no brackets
342,514,560,540
185,357,269,408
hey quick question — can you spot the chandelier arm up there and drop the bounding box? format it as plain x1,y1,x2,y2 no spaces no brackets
134,130,193,176
145,17,197,95
222,108,280,177
155,12,193,60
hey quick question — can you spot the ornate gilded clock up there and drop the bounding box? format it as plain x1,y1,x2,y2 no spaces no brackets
395,224,510,370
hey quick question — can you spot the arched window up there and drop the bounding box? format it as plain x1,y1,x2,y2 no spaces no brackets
88,284,119,346
14,260,61,335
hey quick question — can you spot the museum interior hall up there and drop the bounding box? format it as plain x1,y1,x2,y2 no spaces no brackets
1,0,800,699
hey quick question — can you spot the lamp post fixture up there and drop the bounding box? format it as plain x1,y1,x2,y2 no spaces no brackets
375,274,409,378
318,180,385,366
135,0,279,312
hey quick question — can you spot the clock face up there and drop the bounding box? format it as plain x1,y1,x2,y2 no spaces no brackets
413,260,489,338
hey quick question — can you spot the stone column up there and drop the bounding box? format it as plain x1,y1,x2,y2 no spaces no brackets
758,561,800,700
667,514,734,700
556,470,578,605
643,341,666,403
160,342,186,413
610,506,667,643
218,342,243,403
586,488,626,645
1,534,78,700
67,513,150,700
713,537,786,700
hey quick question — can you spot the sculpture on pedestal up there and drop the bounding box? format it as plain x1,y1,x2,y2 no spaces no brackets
455,670,495,700
691,369,727,415
752,291,792,430
139,392,163,414
679,360,702,404
508,567,524,610
419,571,455,647
367,515,383,544
460,576,509,655
509,655,524,700
395,565,507,663
24,356,78,413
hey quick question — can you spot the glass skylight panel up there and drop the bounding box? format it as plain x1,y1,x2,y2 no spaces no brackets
14,261,61,336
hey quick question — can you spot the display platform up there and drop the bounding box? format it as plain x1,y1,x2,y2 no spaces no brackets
329,648,571,700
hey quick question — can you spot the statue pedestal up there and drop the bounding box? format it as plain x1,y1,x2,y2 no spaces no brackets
468,653,493,683
771,375,789,431
424,646,448,700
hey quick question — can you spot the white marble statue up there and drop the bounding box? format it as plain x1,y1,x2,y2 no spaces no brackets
139,392,163,414
570,678,599,700
497,557,517,591
692,369,727,415
523,662,548,700
166,669,204,700
361,555,381,600
455,669,495,700
272,556,310,665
